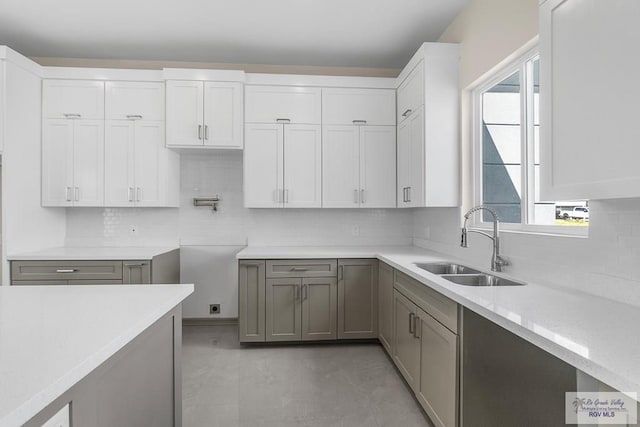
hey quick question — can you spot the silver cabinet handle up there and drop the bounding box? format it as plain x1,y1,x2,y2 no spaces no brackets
294,285,300,300
136,187,142,202
413,316,421,339
352,120,367,125
124,262,147,267
204,125,209,140
290,267,309,272
354,189,359,204
56,269,77,273
402,187,407,203
276,118,291,123
360,189,365,204
338,265,343,280
409,312,415,334
402,109,412,118
74,187,79,202
302,284,308,300
126,114,143,120
407,186,411,202
65,186,72,202
128,187,134,202
63,113,81,119
198,125,203,140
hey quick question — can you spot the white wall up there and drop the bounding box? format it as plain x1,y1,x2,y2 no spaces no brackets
1,58,66,284
412,0,640,308
66,151,413,317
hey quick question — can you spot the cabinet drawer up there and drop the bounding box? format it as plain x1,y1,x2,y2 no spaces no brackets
394,271,458,333
105,81,165,121
11,261,123,281
43,80,105,119
397,60,424,124
266,259,337,278
322,88,396,126
245,86,321,124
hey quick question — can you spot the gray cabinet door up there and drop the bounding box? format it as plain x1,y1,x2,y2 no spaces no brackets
266,278,301,342
301,277,337,341
122,261,151,284
378,262,394,354
337,259,378,339
393,290,421,392
416,307,458,427
238,260,266,342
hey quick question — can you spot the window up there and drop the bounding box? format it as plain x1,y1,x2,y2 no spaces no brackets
473,49,588,232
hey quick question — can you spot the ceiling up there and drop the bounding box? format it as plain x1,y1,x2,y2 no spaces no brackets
0,0,467,69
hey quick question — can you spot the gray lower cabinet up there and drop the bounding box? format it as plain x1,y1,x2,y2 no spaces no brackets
378,261,394,353
302,277,338,341
10,250,179,286
338,259,378,339
393,271,460,427
238,260,266,342
266,278,302,342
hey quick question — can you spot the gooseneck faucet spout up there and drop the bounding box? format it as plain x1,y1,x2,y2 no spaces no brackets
460,206,508,272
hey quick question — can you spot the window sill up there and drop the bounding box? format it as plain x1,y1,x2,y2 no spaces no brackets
470,223,589,239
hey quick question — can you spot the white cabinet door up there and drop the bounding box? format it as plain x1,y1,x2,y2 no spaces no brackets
42,119,74,207
397,61,424,124
322,88,396,126
73,120,104,206
105,81,164,121
134,121,167,207
397,119,411,207
244,124,284,208
245,86,321,124
360,126,396,208
203,81,243,149
408,108,425,207
283,124,322,208
105,120,135,206
540,0,640,200
43,80,105,120
166,80,204,146
322,125,360,208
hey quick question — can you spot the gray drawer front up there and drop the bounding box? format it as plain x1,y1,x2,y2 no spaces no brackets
11,260,123,281
12,280,124,286
266,259,338,278
394,271,458,333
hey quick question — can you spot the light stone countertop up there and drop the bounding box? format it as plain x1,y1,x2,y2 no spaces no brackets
237,245,640,401
7,246,179,261
0,284,194,427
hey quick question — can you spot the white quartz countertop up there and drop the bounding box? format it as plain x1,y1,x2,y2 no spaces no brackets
0,284,194,427
7,246,179,261
237,245,640,400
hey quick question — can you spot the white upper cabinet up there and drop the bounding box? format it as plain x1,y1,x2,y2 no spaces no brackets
323,124,396,208
203,81,243,148
244,124,284,208
397,61,424,124
245,86,321,124
322,88,395,126
395,43,460,208
539,0,640,200
166,80,243,149
43,80,104,119
42,120,74,207
283,125,322,208
105,81,165,121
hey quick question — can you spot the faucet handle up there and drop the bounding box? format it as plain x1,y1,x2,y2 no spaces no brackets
460,227,468,248
494,255,509,271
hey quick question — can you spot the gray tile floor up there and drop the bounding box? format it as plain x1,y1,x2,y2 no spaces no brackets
182,325,431,427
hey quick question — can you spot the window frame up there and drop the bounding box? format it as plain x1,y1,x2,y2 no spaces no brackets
471,47,588,237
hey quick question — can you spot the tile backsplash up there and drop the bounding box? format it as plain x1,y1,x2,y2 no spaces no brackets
412,199,640,307
65,151,413,248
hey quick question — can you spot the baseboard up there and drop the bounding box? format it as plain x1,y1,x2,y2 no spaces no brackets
182,317,238,326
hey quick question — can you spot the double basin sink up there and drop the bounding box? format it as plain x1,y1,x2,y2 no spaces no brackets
415,262,526,287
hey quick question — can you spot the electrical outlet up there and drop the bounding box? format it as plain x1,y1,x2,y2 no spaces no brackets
351,225,360,236
209,304,220,315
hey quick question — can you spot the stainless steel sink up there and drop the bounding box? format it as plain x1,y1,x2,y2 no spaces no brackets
415,262,482,275
442,274,526,287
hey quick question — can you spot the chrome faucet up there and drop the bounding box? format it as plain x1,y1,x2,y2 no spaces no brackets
461,206,508,272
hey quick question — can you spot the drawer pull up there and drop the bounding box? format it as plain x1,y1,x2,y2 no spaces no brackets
56,269,77,273
413,316,421,339
409,312,415,334
290,267,310,272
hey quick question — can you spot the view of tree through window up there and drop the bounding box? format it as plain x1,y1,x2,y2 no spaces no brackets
479,55,588,227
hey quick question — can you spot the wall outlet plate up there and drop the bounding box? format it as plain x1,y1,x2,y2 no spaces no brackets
209,304,220,314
